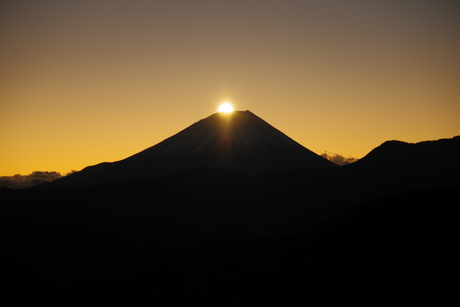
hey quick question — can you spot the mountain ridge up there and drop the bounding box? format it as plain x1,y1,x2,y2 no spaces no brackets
347,135,460,170
43,110,336,188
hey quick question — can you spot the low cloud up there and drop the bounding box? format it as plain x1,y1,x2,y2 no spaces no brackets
0,170,75,189
321,152,358,166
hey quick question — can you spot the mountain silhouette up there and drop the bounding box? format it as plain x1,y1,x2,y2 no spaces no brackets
342,136,460,190
351,136,460,170
45,110,336,188
4,136,459,305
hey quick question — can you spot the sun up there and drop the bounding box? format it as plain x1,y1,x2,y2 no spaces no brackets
218,102,234,113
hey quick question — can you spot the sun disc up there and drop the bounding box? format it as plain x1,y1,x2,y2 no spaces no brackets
218,103,234,113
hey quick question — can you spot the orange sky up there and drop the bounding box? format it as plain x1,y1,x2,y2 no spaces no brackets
1,0,459,176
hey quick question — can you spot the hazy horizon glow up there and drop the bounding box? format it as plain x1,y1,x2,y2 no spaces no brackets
1,1,459,175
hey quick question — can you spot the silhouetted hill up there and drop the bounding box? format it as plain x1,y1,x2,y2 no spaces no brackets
40,111,335,188
21,136,460,237
350,136,460,171
2,135,459,305
339,136,460,197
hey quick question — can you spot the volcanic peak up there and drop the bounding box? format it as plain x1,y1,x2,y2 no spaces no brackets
128,110,315,161
43,110,336,188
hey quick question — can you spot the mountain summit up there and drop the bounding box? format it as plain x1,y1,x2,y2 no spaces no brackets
49,111,336,188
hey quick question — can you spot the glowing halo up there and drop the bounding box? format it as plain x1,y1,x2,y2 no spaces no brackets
218,102,234,113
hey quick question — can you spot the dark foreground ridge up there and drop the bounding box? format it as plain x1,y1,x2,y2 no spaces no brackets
2,136,459,305
43,111,336,188
1,185,458,305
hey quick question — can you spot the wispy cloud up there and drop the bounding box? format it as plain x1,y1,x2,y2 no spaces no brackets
321,152,358,166
0,171,75,189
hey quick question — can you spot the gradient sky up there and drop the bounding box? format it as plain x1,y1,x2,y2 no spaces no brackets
1,0,459,176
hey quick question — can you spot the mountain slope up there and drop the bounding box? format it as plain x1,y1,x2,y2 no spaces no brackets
46,111,336,188
334,136,460,200
350,136,460,171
